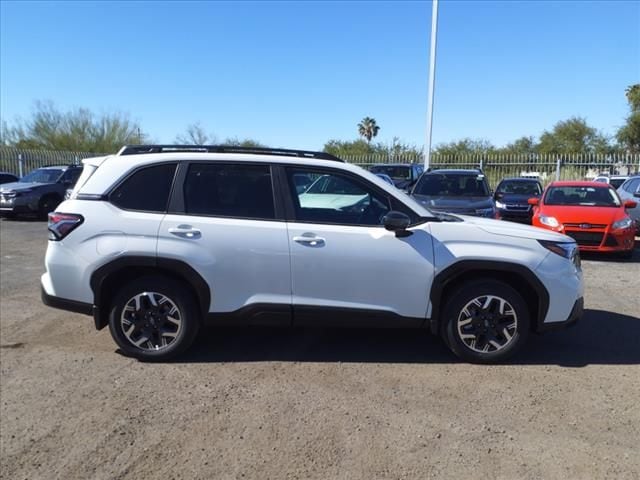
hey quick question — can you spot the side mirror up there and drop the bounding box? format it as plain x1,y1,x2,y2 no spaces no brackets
383,211,412,237
624,199,638,209
528,197,539,206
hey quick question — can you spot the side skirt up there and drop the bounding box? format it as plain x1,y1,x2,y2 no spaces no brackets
205,304,426,329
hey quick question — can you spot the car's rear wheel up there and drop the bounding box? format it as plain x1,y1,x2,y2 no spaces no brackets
108,276,200,361
442,280,530,363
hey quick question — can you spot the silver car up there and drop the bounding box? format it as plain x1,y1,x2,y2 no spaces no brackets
617,175,640,232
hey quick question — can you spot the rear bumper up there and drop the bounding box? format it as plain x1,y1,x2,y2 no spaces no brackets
41,284,93,316
538,297,583,332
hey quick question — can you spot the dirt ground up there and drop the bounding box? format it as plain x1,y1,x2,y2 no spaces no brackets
0,219,638,480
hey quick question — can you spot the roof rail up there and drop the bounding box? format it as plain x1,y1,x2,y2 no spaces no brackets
117,145,344,162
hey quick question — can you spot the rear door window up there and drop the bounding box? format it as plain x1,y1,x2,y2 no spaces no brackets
183,163,275,220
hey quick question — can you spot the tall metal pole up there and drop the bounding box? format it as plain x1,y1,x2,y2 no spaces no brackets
424,0,439,169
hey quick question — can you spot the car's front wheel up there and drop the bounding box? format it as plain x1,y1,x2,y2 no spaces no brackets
442,280,530,363
108,276,200,361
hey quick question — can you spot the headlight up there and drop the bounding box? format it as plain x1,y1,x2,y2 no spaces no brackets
612,217,632,230
475,207,495,217
539,215,560,228
495,200,505,209
538,240,580,267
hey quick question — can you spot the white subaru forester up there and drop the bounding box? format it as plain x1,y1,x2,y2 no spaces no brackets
41,145,584,363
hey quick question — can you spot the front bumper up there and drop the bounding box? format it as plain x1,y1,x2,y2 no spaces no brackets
537,297,583,332
565,227,635,253
496,208,532,223
0,194,38,213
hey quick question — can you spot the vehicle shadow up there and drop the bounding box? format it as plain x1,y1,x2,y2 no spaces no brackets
179,309,639,367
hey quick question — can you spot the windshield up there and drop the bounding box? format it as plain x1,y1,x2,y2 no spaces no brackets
496,180,541,196
413,173,490,197
610,178,626,189
370,165,411,180
544,186,621,207
19,168,64,184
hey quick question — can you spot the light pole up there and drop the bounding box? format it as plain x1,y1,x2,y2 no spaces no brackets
424,0,439,169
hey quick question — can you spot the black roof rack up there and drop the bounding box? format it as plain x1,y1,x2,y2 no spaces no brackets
117,145,343,162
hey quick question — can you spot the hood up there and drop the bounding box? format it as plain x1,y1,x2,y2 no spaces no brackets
412,194,493,212
459,215,571,242
541,205,625,226
495,193,537,205
0,181,48,192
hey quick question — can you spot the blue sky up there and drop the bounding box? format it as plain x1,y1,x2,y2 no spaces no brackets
1,0,639,150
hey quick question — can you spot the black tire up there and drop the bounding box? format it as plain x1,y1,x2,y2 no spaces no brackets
108,276,200,361
38,194,61,219
442,280,530,364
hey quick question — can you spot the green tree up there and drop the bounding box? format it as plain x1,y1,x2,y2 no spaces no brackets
537,117,611,155
175,122,215,144
433,138,495,157
502,136,538,154
625,84,640,112
324,139,376,157
357,117,380,143
2,100,145,153
617,84,640,154
222,137,267,148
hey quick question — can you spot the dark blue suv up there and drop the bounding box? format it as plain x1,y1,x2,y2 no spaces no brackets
493,177,542,224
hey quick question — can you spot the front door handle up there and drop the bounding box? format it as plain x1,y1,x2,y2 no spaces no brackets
293,234,325,247
168,225,201,239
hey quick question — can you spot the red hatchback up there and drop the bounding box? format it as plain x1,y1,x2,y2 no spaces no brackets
530,181,636,257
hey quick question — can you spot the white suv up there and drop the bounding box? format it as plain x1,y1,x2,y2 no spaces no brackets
41,145,584,363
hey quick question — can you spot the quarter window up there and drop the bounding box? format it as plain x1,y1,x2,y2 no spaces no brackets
110,163,177,212
287,169,390,226
184,163,275,219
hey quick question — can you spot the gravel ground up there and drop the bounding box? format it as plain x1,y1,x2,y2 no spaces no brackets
1,219,639,480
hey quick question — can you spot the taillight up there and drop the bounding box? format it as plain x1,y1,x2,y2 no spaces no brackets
48,213,84,241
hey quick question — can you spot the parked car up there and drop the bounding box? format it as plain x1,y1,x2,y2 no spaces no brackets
411,169,496,218
374,172,395,186
369,163,424,191
617,174,640,232
0,172,19,184
593,175,628,189
494,178,542,224
42,145,583,364
530,181,636,258
0,165,83,218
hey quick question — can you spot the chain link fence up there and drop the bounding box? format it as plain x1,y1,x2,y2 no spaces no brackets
1,147,639,187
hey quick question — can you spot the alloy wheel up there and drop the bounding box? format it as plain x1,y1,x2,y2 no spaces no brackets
120,292,182,351
456,295,518,353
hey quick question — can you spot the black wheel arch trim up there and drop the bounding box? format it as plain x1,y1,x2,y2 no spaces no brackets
428,260,550,334
90,256,210,330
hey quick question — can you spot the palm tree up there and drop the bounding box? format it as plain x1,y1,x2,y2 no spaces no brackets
357,117,380,143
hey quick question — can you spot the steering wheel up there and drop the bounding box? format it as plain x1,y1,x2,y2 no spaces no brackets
356,201,386,225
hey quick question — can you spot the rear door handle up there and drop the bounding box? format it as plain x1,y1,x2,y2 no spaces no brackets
293,235,325,247
168,225,201,239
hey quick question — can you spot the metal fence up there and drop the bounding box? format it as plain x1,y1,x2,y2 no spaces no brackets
344,153,640,187
0,147,107,177
1,147,639,187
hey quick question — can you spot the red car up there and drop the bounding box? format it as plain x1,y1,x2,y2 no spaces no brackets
529,181,637,258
